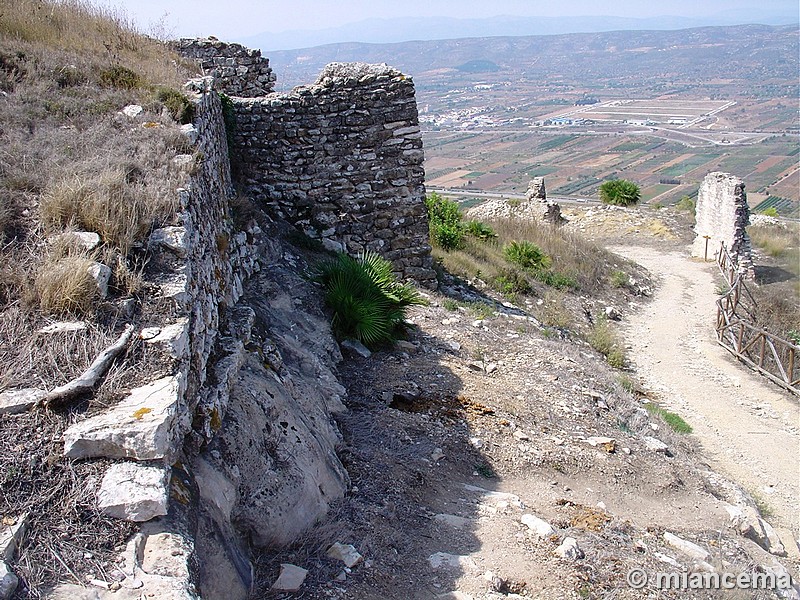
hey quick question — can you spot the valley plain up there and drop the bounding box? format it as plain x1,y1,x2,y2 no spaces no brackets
268,24,800,214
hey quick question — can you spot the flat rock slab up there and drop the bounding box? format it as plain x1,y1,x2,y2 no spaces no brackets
97,462,170,522
428,552,478,571
663,531,710,562
63,375,182,461
521,514,556,538
433,514,471,529
326,543,363,568
0,389,44,415
0,514,27,562
271,564,308,592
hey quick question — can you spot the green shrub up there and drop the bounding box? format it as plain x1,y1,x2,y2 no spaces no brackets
156,87,195,124
610,269,629,288
425,192,465,251
493,268,531,295
99,65,142,89
219,92,236,156
588,316,626,367
644,403,693,434
534,269,578,290
676,196,696,215
316,252,424,347
761,207,779,217
599,179,640,206
503,240,551,271
466,220,496,241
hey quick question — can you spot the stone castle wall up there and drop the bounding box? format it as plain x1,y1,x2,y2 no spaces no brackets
172,39,436,286
173,38,276,97
692,172,754,277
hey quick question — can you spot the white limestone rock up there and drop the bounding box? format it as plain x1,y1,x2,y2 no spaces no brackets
38,321,87,334
428,552,477,571
63,375,183,461
340,339,371,359
725,504,787,556
521,514,556,538
87,262,112,299
97,462,169,522
643,436,669,454
141,319,189,359
271,564,308,592
180,123,199,145
149,226,189,258
51,231,100,251
663,531,710,562
140,531,190,578
554,537,584,560
0,389,44,415
121,104,143,118
326,543,363,568
433,514,471,529
0,514,27,562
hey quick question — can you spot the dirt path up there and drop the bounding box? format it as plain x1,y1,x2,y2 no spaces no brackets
611,244,800,538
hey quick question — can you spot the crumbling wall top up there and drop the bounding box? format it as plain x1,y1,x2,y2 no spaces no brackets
314,62,404,87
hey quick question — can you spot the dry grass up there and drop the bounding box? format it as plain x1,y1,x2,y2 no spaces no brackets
0,0,193,89
0,409,137,597
40,168,174,255
747,222,800,340
489,218,620,294
538,290,573,329
588,316,626,368
749,223,798,259
34,255,98,315
436,217,632,298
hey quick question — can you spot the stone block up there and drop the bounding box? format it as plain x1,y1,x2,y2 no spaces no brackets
97,462,170,522
63,375,183,462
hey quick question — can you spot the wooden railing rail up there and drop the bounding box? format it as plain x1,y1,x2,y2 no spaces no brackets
715,243,799,394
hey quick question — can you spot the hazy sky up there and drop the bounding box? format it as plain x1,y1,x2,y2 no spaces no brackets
103,0,798,40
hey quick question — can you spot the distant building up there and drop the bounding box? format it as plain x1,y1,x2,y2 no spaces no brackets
550,117,572,125
668,117,688,125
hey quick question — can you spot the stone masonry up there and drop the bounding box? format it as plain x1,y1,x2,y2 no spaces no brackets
692,172,754,277
525,177,565,225
173,39,436,285
231,62,436,285
173,38,276,97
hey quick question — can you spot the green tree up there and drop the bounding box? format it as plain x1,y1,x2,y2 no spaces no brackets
599,179,641,206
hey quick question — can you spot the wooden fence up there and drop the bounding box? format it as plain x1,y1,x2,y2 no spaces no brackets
715,243,799,394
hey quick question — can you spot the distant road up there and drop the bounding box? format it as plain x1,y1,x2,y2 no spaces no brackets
427,186,601,205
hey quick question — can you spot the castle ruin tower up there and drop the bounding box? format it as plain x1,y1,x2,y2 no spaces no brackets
691,172,754,278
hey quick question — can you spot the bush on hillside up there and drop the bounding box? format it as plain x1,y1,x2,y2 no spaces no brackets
503,240,551,271
599,179,640,206
316,252,425,347
425,192,465,251
156,87,195,124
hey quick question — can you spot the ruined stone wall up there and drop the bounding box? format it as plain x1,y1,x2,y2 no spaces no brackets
57,77,351,599
232,62,436,285
692,172,754,276
173,38,276,97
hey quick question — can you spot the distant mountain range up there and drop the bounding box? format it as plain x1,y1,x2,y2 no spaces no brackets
240,11,798,52
259,24,799,91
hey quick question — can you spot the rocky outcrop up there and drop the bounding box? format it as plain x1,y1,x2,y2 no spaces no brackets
692,172,754,277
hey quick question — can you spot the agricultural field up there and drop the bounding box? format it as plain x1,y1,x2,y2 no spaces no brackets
547,99,735,127
423,126,798,212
